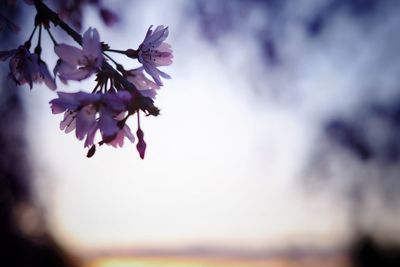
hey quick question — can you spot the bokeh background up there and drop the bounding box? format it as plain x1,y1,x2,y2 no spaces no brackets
1,0,400,266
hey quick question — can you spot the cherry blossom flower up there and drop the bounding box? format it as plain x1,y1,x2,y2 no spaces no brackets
123,67,159,99
137,25,173,86
50,90,134,148
0,45,56,90
50,92,101,142
54,27,103,81
2,46,37,88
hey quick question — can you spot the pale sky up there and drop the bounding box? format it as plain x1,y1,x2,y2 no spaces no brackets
20,0,398,255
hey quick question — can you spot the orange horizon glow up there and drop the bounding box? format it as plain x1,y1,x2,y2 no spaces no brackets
85,255,351,267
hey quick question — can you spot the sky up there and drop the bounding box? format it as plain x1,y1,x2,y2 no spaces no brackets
16,0,400,256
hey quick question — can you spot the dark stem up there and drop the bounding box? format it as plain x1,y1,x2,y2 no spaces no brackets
46,28,58,46
104,78,108,93
27,26,37,43
102,52,119,67
38,25,42,46
34,25,42,55
105,48,127,54
33,0,82,45
91,82,101,94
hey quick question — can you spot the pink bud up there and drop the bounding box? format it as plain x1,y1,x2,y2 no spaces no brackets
136,128,146,159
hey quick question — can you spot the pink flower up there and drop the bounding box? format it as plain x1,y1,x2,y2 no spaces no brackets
137,25,173,86
50,90,134,147
50,92,101,143
1,45,56,90
80,91,133,146
124,67,159,99
54,27,103,81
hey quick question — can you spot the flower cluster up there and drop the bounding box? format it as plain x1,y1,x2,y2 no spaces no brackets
50,90,143,157
0,1,173,159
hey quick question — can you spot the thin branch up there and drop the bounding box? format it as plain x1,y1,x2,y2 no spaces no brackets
33,0,160,116
34,0,82,44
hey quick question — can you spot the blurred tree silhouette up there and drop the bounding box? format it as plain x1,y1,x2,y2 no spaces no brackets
0,3,76,267
0,0,124,265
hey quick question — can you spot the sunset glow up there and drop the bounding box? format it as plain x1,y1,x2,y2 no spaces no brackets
84,256,350,267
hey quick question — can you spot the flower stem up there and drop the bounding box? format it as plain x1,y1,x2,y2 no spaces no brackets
102,52,119,67
29,26,37,41
46,28,58,46
34,25,42,55
104,48,126,54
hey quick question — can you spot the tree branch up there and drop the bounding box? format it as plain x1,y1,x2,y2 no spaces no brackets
33,0,160,116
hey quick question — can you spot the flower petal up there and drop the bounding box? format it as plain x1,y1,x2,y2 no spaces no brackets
58,67,90,81
60,111,77,133
75,105,97,140
82,27,101,60
49,92,80,113
76,91,101,105
145,25,168,47
142,62,163,86
124,125,135,143
84,125,98,147
38,60,56,90
98,108,119,142
55,44,83,65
